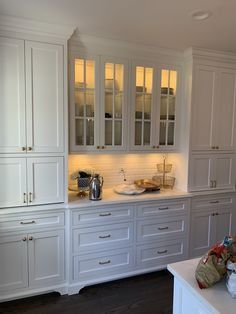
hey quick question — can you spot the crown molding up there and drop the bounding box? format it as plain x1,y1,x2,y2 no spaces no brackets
184,47,236,64
0,15,75,41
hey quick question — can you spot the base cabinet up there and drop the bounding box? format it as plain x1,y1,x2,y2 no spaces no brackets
190,194,236,258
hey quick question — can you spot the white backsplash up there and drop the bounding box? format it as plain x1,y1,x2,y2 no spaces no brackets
68,153,186,190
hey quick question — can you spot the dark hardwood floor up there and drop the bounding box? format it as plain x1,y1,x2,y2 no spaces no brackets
0,271,173,314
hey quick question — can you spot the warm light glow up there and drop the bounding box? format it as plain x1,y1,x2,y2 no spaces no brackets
161,69,177,92
136,67,153,93
75,59,95,89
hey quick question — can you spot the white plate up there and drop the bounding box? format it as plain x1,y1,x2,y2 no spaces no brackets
113,184,145,195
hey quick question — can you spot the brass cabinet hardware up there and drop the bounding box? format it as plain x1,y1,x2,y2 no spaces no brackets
152,145,156,149
28,147,32,151
99,260,111,265
156,145,159,148
99,234,111,239
22,237,27,241
28,236,33,241
97,146,100,149
20,220,36,225
22,147,26,151
158,207,169,210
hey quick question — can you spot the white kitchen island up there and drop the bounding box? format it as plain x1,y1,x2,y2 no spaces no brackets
168,258,235,314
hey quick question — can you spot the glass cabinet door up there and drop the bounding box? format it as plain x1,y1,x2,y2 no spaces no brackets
159,69,177,147
133,66,154,148
74,58,96,148
102,61,126,149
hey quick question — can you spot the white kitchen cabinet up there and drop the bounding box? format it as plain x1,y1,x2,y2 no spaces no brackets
0,37,64,154
189,154,235,192
0,158,27,208
190,195,236,258
25,41,64,153
0,37,26,153
28,230,65,288
191,64,236,152
130,62,179,151
27,157,64,206
0,157,64,208
70,55,128,152
0,234,28,292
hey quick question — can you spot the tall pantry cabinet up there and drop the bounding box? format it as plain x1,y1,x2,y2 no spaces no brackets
0,31,69,207
185,49,236,192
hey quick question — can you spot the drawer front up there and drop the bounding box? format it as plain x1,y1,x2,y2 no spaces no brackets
73,247,133,281
192,195,234,210
136,239,187,269
0,212,65,232
72,205,134,226
137,200,188,218
137,216,187,243
73,222,134,253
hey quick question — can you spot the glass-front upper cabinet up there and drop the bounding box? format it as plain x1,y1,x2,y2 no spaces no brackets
131,63,156,150
70,56,98,151
159,69,178,147
100,58,128,151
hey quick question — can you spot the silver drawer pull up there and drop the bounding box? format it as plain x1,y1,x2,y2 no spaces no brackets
20,220,36,225
158,227,169,230
99,260,111,265
158,207,169,210
210,200,219,204
157,250,168,254
99,234,111,239
99,213,111,217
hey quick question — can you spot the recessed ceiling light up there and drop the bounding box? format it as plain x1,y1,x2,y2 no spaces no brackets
191,10,212,21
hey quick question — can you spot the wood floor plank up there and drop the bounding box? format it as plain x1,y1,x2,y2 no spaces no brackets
0,271,173,314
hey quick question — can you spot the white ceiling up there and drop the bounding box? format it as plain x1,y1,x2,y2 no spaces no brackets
0,0,235,52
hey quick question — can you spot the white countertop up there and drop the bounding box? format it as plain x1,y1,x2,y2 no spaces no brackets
67,187,191,209
168,258,236,314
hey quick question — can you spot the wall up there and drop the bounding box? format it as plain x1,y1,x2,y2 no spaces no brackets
68,153,186,190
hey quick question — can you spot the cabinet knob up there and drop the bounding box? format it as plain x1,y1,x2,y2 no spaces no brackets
97,146,100,149
22,237,27,242
211,146,216,149
101,146,105,149
152,145,156,149
22,147,26,151
216,146,219,149
28,147,32,151
28,236,33,241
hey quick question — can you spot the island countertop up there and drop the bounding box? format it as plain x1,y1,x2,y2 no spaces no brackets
168,258,236,314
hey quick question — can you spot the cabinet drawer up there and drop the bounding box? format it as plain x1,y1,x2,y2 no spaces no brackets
73,247,133,281
192,195,234,210
136,239,187,269
0,211,65,232
73,222,134,253
72,205,134,226
137,216,187,243
137,200,188,218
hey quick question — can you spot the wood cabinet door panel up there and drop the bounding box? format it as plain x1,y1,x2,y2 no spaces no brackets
0,235,28,292
0,37,26,153
26,41,64,153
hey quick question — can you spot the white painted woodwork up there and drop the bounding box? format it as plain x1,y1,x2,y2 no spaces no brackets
190,195,236,258
73,222,133,253
72,205,134,225
0,212,65,233
137,200,187,218
0,234,28,292
191,65,236,152
28,230,65,287
191,65,217,151
27,157,64,205
0,37,26,153
189,154,234,192
25,41,64,153
73,247,134,281
136,238,187,269
136,216,187,243
0,158,27,208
